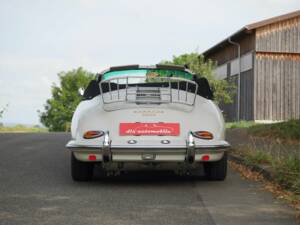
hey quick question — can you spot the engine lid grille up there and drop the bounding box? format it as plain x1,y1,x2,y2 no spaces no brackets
135,87,161,103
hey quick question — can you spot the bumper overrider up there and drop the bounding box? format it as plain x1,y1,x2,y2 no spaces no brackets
66,131,230,163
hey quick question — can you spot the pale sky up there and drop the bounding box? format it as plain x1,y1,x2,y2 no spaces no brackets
1,0,300,125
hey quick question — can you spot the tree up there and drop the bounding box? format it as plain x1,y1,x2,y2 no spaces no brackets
161,52,235,104
0,104,8,119
39,68,94,131
0,108,4,119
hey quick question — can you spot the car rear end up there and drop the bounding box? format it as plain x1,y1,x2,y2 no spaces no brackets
66,65,230,181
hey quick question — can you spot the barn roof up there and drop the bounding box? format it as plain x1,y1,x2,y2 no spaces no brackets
203,10,300,56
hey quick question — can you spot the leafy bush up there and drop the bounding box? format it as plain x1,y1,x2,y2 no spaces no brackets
39,68,94,131
161,53,236,104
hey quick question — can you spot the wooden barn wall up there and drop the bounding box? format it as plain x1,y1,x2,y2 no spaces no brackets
256,16,300,53
206,33,255,65
219,69,254,121
254,53,300,121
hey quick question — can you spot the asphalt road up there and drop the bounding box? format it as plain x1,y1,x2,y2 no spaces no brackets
0,133,298,225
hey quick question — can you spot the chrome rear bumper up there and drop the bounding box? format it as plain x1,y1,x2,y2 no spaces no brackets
66,131,230,163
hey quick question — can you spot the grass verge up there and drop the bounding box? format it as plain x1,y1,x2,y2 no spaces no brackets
248,119,300,143
0,125,48,132
226,120,256,129
229,161,300,219
231,147,300,196
228,119,300,217
275,156,300,194
231,146,300,218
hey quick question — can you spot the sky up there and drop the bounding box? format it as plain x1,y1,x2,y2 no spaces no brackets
1,0,300,125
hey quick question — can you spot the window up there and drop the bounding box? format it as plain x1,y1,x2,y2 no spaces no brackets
215,64,227,80
102,69,193,84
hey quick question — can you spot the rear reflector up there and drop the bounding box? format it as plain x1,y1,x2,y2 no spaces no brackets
88,154,97,161
202,155,210,161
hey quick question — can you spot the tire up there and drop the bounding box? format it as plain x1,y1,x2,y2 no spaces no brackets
71,152,94,181
203,152,227,181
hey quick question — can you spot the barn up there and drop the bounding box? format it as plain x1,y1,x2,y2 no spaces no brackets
203,10,300,122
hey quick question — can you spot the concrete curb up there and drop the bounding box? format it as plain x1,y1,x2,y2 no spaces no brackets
228,154,275,182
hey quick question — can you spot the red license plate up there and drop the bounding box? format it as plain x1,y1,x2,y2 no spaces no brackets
119,123,180,136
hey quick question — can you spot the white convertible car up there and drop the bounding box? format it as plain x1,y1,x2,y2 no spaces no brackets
66,65,230,181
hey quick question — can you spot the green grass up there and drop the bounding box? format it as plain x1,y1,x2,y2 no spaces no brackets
227,119,300,142
249,119,300,142
0,125,48,133
229,119,300,197
226,120,256,129
232,147,272,165
274,156,300,194
232,147,300,195
244,150,272,165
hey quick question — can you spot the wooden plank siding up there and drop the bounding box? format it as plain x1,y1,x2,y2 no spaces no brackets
207,33,255,65
256,16,300,53
220,69,254,121
254,53,300,120
251,15,300,121
240,69,254,120
207,33,256,121
204,13,300,121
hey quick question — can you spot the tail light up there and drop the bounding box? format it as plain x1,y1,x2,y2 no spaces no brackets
88,154,97,161
202,155,210,161
192,131,213,140
83,130,104,139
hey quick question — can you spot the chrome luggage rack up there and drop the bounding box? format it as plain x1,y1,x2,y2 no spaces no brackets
99,76,198,107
